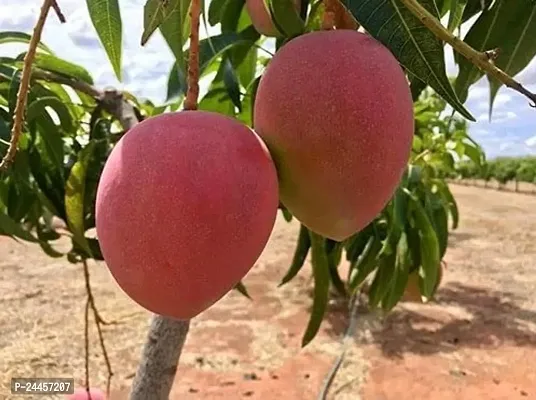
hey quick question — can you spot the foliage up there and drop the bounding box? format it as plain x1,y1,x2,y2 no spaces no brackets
455,156,536,186
1,0,535,347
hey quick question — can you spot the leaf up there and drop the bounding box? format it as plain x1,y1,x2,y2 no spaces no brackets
222,58,242,111
432,203,449,259
435,179,459,229
0,204,39,242
189,27,260,75
345,223,374,262
463,142,483,166
166,62,188,101
65,141,97,256
0,31,53,53
208,0,229,25
235,44,258,89
86,0,122,80
279,224,311,286
348,234,383,292
234,280,252,299
302,231,331,347
326,240,347,297
382,232,411,311
406,190,440,298
159,0,192,70
447,0,468,32
455,0,536,111
368,251,397,307
267,0,305,37
221,0,246,32
30,54,94,84
344,0,474,121
142,0,171,44
26,96,75,132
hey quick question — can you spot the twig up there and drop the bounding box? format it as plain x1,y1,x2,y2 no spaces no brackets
322,0,336,30
83,260,114,398
84,298,91,400
184,0,201,110
317,293,362,400
399,0,536,108
51,1,66,23
0,0,54,171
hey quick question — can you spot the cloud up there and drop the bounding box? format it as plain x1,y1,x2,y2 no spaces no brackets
1,1,535,159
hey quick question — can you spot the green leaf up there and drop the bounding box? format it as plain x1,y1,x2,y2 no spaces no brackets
344,0,474,121
65,141,97,256
222,58,242,111
31,54,94,84
302,231,331,347
279,224,311,286
348,234,383,292
447,0,468,32
0,210,38,242
463,142,484,166
435,180,459,229
455,0,536,111
368,251,397,307
166,62,188,101
267,0,305,37
234,280,252,299
208,0,229,25
326,240,347,297
26,96,75,133
0,31,53,53
382,232,411,311
345,223,374,262
406,190,440,298
236,45,258,88
432,203,449,259
221,0,246,32
159,0,192,70
86,0,122,80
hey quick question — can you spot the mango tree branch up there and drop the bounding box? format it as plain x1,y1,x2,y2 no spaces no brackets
399,0,536,107
184,0,202,110
0,0,55,171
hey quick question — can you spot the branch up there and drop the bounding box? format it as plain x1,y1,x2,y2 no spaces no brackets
129,317,191,400
184,0,201,110
0,0,54,171
51,0,66,23
31,69,138,130
83,260,114,398
399,0,536,107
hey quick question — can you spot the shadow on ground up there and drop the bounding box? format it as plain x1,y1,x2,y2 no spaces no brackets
322,282,536,358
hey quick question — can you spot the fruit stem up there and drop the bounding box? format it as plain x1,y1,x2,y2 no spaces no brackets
184,0,201,111
399,0,536,108
129,316,191,400
321,0,336,30
0,0,54,171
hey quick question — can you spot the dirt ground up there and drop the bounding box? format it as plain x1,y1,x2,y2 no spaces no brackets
1,184,535,400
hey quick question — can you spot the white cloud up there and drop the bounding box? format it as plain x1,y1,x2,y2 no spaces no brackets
1,1,535,159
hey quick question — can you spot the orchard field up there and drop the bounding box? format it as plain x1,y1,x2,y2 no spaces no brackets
1,183,535,400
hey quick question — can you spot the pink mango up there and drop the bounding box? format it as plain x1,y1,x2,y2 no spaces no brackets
66,387,106,400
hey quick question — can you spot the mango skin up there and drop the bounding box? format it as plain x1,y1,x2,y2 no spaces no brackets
253,30,414,241
95,111,279,320
245,0,300,37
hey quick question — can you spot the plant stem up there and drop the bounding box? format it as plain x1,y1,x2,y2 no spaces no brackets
0,0,54,170
399,0,536,107
129,316,191,400
184,0,202,110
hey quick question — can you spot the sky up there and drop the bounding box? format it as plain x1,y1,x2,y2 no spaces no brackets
1,0,535,159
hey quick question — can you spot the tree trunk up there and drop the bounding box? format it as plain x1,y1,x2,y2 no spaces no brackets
129,316,191,400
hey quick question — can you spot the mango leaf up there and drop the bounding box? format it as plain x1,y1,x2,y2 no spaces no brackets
27,54,94,84
0,31,53,53
187,27,260,74
65,141,97,256
447,0,468,32
344,0,474,121
405,190,440,298
279,224,311,286
157,0,192,72
166,62,188,101
86,0,122,80
0,210,39,242
381,232,411,311
348,234,383,292
235,46,258,88
221,0,246,32
302,231,331,347
267,0,305,37
461,0,493,24
368,251,397,307
234,280,252,299
455,0,536,112
222,58,242,111
27,96,75,133
208,0,229,25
